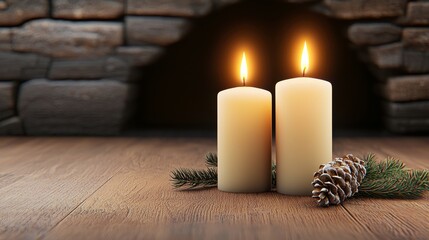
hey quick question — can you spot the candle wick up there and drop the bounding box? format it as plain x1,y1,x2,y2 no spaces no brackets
242,77,246,86
302,67,306,77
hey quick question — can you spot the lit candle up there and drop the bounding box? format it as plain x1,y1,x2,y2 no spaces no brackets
218,52,272,193
276,41,332,195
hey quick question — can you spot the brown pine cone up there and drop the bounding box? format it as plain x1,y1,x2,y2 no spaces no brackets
312,154,366,207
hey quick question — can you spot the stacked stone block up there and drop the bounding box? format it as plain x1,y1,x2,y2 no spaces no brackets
341,0,429,133
0,0,203,135
0,0,428,134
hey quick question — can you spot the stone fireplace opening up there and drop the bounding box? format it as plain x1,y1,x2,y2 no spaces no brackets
0,0,428,135
134,1,379,132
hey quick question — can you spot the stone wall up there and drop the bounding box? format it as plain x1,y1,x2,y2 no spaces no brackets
339,0,429,133
0,0,428,135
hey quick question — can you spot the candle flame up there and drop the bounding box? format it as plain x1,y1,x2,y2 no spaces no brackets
240,52,247,86
301,41,309,77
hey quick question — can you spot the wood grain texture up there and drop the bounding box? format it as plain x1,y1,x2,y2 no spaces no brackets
334,138,429,240
0,137,428,239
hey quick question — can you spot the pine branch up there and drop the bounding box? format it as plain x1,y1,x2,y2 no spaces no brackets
170,167,217,189
205,152,218,167
357,154,429,198
171,152,429,199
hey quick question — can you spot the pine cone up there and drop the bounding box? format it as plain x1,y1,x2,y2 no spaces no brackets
312,154,366,207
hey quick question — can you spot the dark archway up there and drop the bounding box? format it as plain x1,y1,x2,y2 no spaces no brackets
134,1,380,133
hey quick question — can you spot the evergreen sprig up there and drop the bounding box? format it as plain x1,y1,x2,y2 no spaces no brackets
170,153,218,190
171,153,429,199
358,153,429,198
170,167,217,189
205,152,218,167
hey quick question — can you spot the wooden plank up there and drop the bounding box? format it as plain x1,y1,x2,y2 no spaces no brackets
45,138,376,240
334,138,429,240
333,137,429,168
0,137,32,148
0,137,150,239
0,137,428,239
378,137,429,169
341,194,429,240
0,173,24,190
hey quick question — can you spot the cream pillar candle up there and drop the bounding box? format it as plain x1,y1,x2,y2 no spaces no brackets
276,42,332,195
217,52,272,193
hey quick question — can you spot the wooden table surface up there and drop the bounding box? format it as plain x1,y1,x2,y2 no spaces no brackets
0,137,428,239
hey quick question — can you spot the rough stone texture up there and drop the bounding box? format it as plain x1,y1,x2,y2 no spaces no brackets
103,57,130,81
381,75,429,102
49,57,129,80
19,79,131,135
0,0,48,26
321,0,407,19
348,23,401,46
385,117,429,133
403,50,429,73
400,1,429,25
0,116,24,135
403,28,429,52
127,0,212,17
53,0,124,19
0,52,50,80
368,43,403,69
126,17,190,46
49,59,105,79
383,101,429,118
116,46,164,66
0,28,11,50
12,20,123,58
0,82,14,121
402,28,429,73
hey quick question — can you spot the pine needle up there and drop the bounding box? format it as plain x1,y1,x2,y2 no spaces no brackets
358,154,429,198
170,153,217,189
205,152,218,167
170,167,217,189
